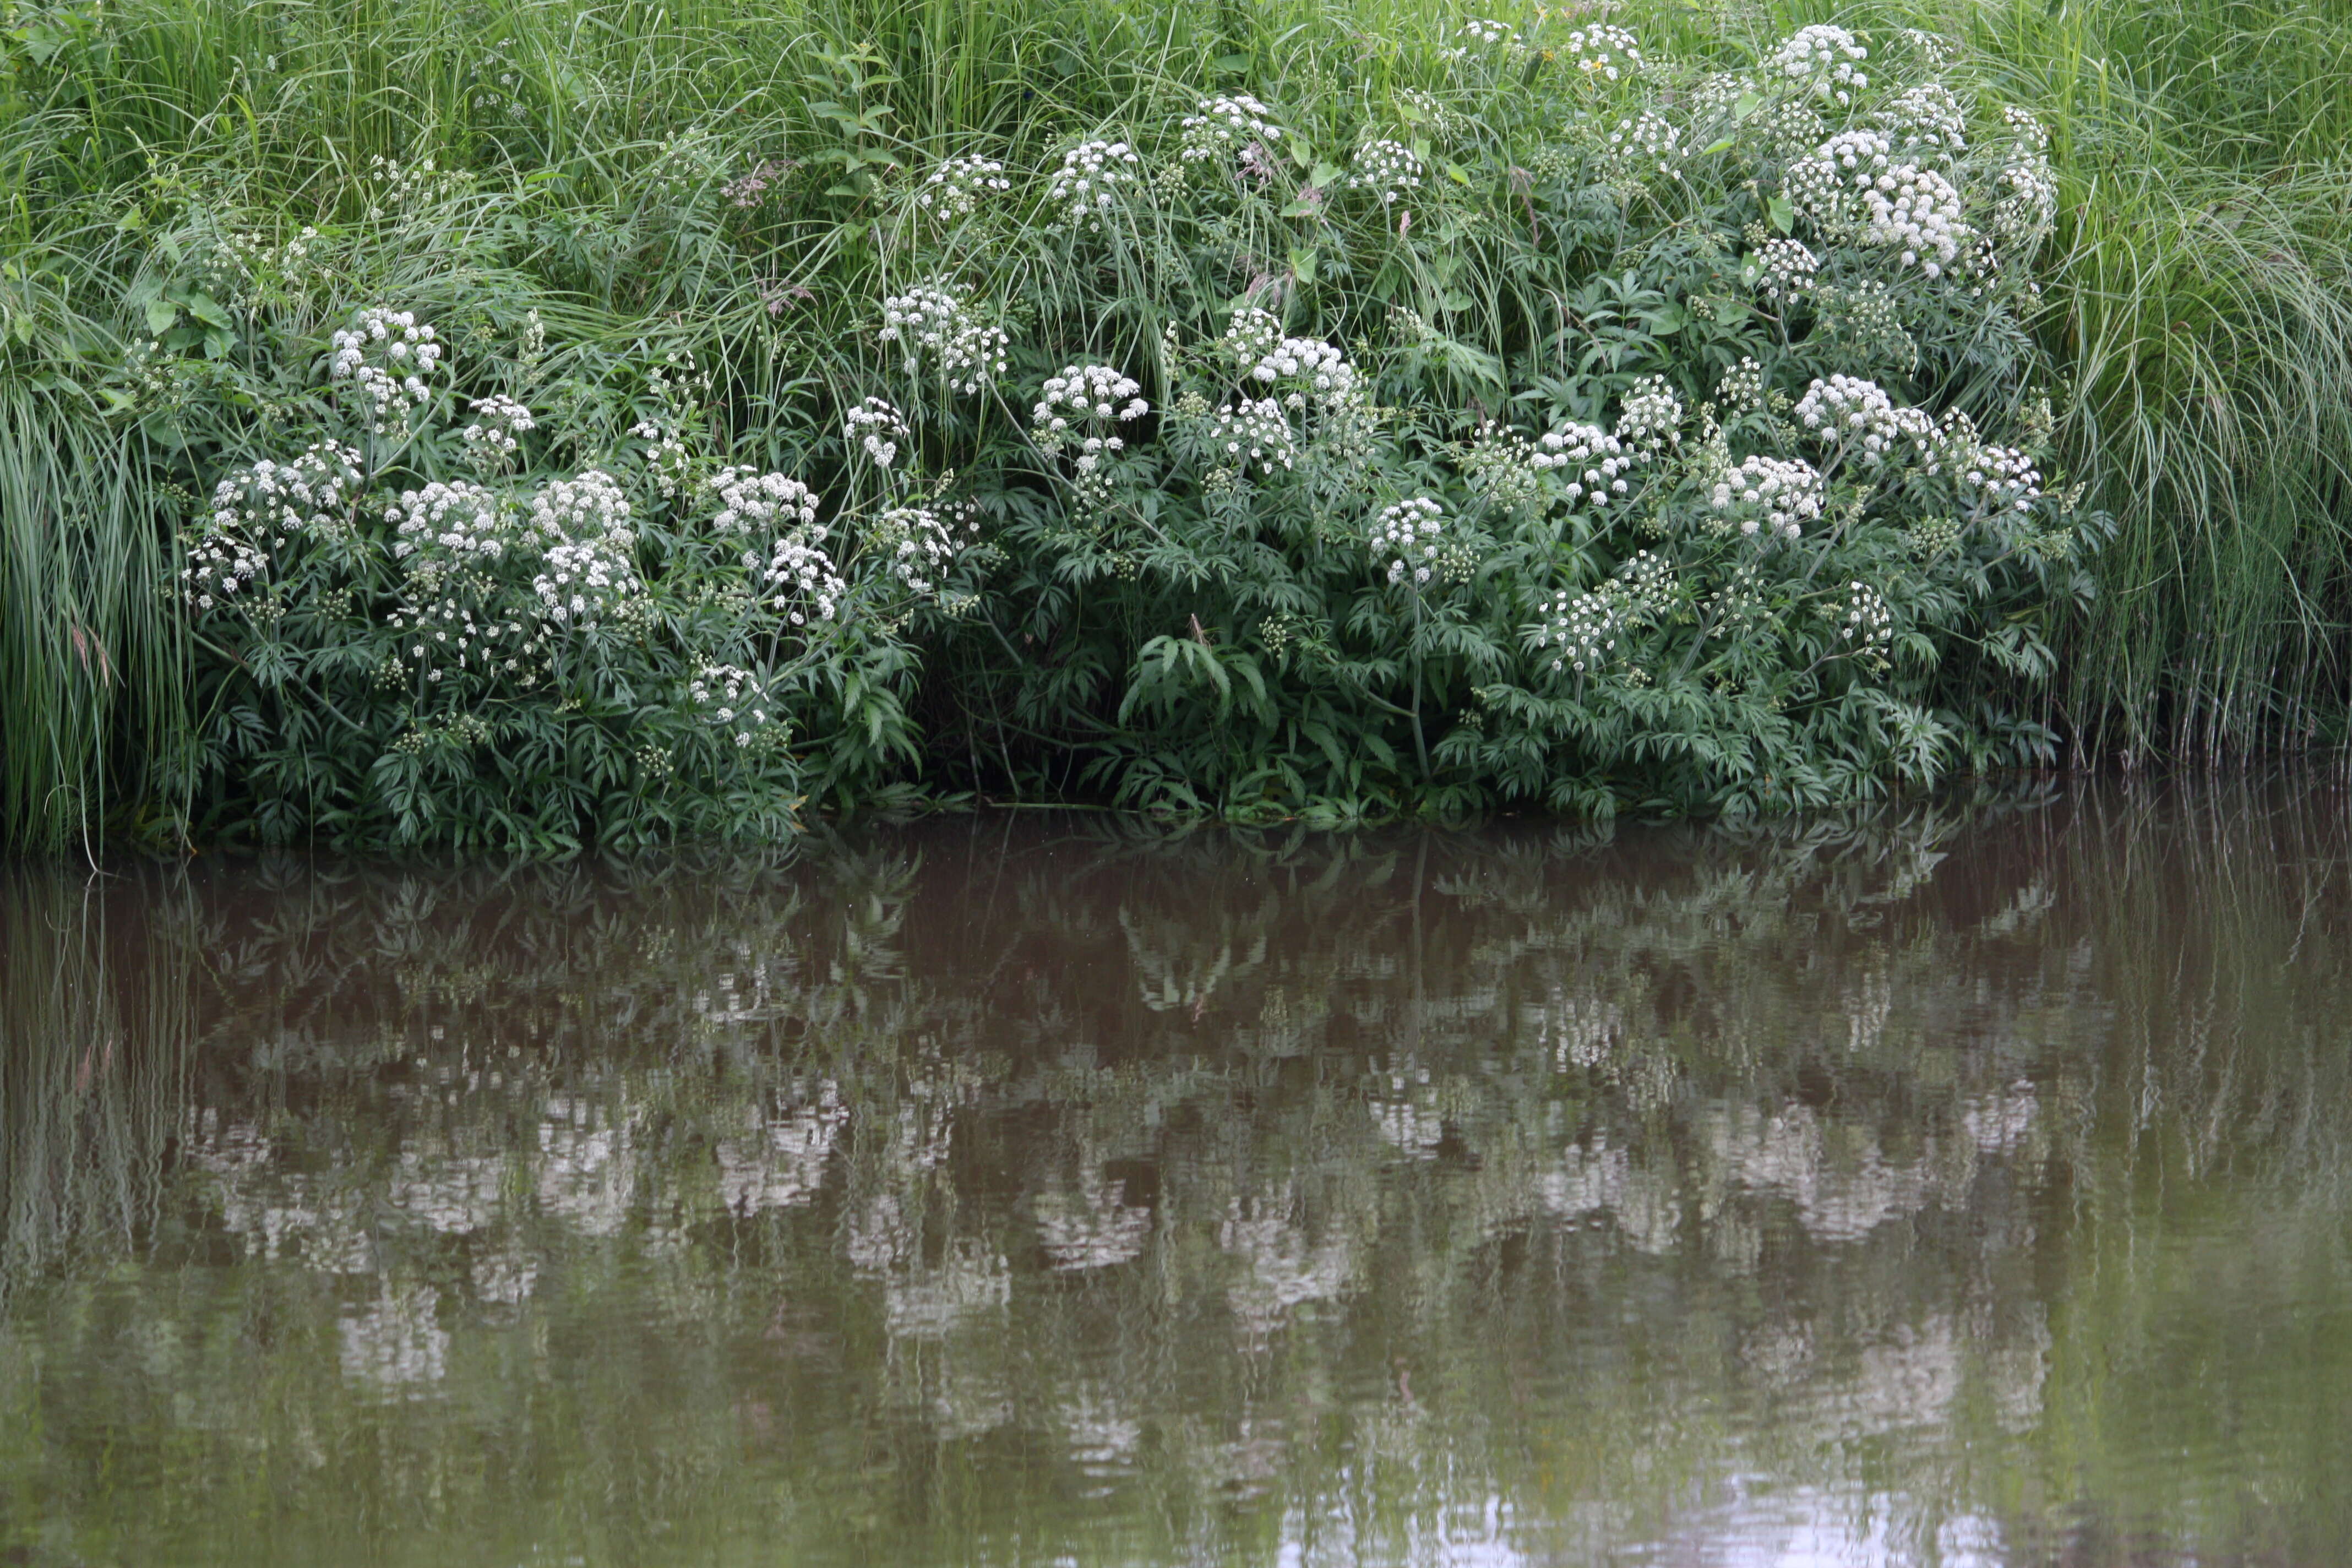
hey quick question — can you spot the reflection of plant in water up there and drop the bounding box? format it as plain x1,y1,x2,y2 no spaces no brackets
7,784,2352,1564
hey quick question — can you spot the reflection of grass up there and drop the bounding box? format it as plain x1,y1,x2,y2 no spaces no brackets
0,866,192,1303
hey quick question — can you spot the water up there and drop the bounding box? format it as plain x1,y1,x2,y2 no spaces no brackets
4,783,2351,1566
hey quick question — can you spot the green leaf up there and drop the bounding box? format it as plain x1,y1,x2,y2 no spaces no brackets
1288,246,1318,285
142,298,177,335
1768,194,1795,235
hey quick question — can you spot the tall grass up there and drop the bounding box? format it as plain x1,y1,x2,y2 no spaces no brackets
3,0,2350,843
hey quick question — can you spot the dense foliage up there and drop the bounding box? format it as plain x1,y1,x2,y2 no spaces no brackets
64,13,2099,845
18,0,2350,848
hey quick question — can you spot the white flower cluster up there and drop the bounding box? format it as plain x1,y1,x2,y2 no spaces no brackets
1605,111,1685,181
460,394,535,476
1994,137,2059,249
1618,549,1677,618
1047,140,1140,231
1751,237,1820,302
627,418,690,499
1220,308,1284,369
1180,95,1283,162
329,309,444,434
210,442,363,547
1768,24,1869,106
1787,129,1892,226
845,396,911,469
707,467,820,535
387,594,537,684
1860,163,1971,277
871,505,968,596
878,281,1009,394
1371,497,1446,586
184,441,365,611
533,533,638,625
1249,336,1357,413
1614,376,1685,454
1206,398,1294,475
1710,455,1825,541
388,481,516,563
1716,357,1767,412
1529,422,1637,508
1348,139,1423,205
688,662,778,745
1793,375,1934,465
526,471,639,624
1534,587,1621,674
181,532,266,612
1034,364,1148,504
1884,83,1967,157
763,527,845,627
1837,581,1894,653
1563,24,1642,81
918,155,1012,220
1954,442,2041,515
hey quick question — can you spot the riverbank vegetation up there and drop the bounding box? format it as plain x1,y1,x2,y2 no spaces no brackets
2,0,2347,848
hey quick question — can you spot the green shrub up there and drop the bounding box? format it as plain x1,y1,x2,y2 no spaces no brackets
13,5,2119,842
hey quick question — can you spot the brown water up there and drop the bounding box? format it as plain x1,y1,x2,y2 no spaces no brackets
4,782,2351,1566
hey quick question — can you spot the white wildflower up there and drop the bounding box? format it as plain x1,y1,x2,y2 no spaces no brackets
1370,496,1446,586
1348,139,1423,205
1047,139,1141,231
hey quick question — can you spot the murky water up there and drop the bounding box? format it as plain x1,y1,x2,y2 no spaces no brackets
5,783,2351,1566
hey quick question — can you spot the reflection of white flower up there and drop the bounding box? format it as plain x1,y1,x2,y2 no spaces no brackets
1219,1202,1354,1340
1033,1164,1152,1270
389,1151,504,1234
339,1284,449,1390
884,1241,1012,1339
536,1098,634,1236
471,1243,540,1305
716,1087,846,1213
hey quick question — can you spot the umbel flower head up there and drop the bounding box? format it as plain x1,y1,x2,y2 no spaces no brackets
330,308,444,434
1371,496,1446,586
878,282,1010,394
1047,139,1141,231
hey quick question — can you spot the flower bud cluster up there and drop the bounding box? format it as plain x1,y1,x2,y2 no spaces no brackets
1993,152,2058,249
1768,24,1868,106
1530,422,1637,507
1614,376,1685,454
878,282,1009,394
918,156,1012,220
1349,140,1423,205
1180,95,1283,162
1371,497,1446,586
1047,140,1141,231
1206,398,1295,475
1709,455,1825,540
845,397,911,470
330,309,444,434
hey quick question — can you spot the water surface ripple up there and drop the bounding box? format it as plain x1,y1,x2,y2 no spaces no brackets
5,782,2350,1565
